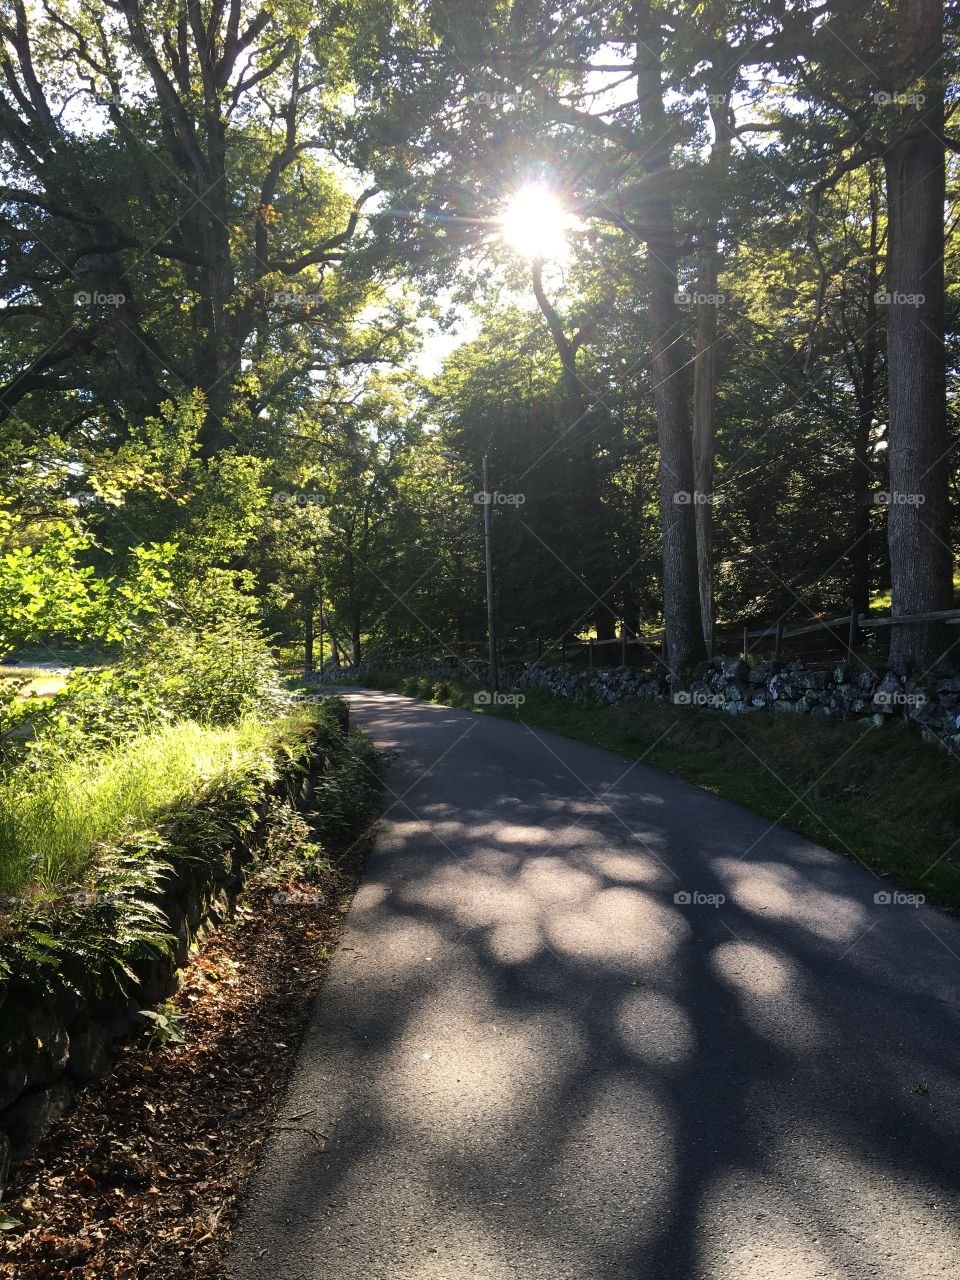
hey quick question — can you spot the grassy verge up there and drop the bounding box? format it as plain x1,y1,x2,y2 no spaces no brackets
0,704,384,1278
360,671,960,913
0,714,317,897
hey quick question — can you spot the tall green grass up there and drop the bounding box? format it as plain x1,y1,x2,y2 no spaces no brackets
0,715,313,897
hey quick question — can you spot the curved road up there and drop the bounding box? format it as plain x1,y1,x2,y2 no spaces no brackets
230,691,960,1279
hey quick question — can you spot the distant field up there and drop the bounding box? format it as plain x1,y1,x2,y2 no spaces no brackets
0,665,70,699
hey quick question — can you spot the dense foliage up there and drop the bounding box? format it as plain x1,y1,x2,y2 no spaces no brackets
0,0,956,699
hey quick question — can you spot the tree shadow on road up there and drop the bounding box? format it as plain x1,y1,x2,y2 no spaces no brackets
229,699,960,1279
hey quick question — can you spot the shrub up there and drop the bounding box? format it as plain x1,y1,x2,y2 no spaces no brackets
19,572,286,764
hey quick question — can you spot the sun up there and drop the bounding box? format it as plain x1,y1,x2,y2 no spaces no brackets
498,184,572,261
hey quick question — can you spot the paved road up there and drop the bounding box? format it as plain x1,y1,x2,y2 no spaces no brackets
229,691,960,1280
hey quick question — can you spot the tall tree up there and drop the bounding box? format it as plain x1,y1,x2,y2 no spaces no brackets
881,0,952,670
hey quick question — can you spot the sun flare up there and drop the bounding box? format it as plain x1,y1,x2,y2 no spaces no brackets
498,185,572,261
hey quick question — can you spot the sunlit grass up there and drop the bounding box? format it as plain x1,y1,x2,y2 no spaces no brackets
0,666,68,699
0,714,315,897
870,570,960,612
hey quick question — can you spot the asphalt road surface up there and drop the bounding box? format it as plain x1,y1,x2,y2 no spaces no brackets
229,690,960,1280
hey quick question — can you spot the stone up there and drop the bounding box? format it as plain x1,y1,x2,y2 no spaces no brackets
903,679,929,710
0,1078,74,1158
854,669,879,693
49,977,84,1026
769,673,800,702
910,700,946,730
749,660,782,684
66,1016,112,1083
873,671,903,713
0,1002,69,1111
162,907,191,968
718,657,748,681
99,999,143,1042
0,1025,30,1114
797,669,831,691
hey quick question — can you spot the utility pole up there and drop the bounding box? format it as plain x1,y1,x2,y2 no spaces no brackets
482,454,498,693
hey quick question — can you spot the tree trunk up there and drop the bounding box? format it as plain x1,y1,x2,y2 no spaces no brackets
303,597,314,675
851,231,880,617
636,20,706,675
691,93,732,656
692,253,717,654
351,615,361,666
317,603,324,673
851,350,876,618
883,3,952,671
530,262,614,641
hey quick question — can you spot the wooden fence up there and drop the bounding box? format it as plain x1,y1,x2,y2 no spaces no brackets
302,605,960,677
551,604,960,670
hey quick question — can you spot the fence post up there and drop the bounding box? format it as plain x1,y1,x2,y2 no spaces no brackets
742,625,749,660
660,631,667,665
588,638,594,668
774,620,784,660
621,629,627,666
561,637,566,665
847,603,859,666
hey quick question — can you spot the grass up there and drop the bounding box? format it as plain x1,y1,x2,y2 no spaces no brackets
0,714,316,898
869,568,960,611
0,666,69,699
12,645,108,667
362,671,960,913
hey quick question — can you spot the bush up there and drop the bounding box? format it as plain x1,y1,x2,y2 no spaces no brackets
19,574,285,764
